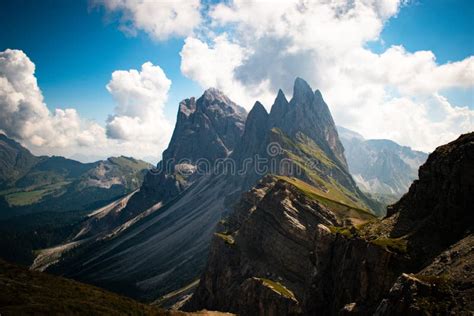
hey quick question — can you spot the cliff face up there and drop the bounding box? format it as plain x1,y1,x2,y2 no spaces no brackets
386,132,474,259
185,133,474,315
375,234,474,315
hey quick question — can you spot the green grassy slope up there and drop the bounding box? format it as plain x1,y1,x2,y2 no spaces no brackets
269,128,381,215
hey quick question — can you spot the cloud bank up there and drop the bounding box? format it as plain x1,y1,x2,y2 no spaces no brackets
0,49,172,163
2,0,472,160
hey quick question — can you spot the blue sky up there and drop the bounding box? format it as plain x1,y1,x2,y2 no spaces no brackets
0,0,473,160
1,0,472,124
369,0,474,109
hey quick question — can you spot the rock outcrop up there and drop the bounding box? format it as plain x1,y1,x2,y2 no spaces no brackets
375,234,474,315
185,133,474,315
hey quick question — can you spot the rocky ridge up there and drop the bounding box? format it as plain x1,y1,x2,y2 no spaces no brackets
185,132,474,315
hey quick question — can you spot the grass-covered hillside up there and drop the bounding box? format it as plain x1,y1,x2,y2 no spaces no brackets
269,128,384,216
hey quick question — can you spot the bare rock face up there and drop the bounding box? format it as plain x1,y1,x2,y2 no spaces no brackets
145,88,246,195
375,234,474,315
185,133,474,315
163,88,247,164
385,132,474,265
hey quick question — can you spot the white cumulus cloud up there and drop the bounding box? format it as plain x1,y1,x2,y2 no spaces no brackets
106,61,173,148
0,49,173,163
94,0,202,40
0,49,107,151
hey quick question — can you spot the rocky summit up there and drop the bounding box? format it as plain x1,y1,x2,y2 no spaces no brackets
184,132,474,315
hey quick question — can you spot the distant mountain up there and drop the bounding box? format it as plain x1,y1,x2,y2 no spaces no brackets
36,78,382,302
0,134,41,189
337,126,428,200
0,134,152,219
0,134,152,264
185,132,474,315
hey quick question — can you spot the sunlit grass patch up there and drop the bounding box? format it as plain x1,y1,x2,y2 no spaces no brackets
255,277,297,301
214,232,235,245
370,237,407,253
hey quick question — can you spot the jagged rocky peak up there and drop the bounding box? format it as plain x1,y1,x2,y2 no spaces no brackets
267,77,348,169
292,76,314,104
268,89,289,126
243,101,268,137
275,88,288,103
231,77,380,214
162,88,247,165
139,88,248,208
197,87,247,118
235,101,269,160
247,101,268,123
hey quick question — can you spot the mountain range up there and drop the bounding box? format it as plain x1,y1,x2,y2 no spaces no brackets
0,77,472,315
28,78,384,302
0,134,151,218
337,126,428,201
